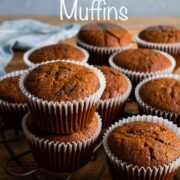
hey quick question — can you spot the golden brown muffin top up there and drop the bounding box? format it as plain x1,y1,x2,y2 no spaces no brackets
139,78,180,113
78,22,132,48
107,121,180,168
27,113,98,142
0,76,26,104
139,25,180,43
29,43,85,64
24,61,100,101
113,49,171,73
95,66,128,99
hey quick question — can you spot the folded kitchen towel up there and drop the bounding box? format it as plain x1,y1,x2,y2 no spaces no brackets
0,19,80,75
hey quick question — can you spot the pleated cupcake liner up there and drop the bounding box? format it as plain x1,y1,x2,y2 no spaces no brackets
22,112,102,173
0,70,28,129
19,60,106,134
135,74,180,126
135,33,180,57
76,38,133,66
103,115,180,180
109,50,176,86
23,45,89,67
97,74,132,129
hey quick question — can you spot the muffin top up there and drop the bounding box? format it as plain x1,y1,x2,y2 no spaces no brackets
24,61,100,101
139,25,180,43
78,22,132,48
95,66,128,99
107,121,180,168
139,78,180,113
26,113,98,142
113,49,171,73
0,76,26,104
29,43,85,64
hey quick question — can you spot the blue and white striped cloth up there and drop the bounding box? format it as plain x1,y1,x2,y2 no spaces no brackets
0,19,80,75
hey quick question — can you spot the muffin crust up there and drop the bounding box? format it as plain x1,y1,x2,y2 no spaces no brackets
26,114,98,143
0,76,26,103
113,49,171,73
29,43,85,64
139,78,180,113
96,66,128,99
139,25,180,44
24,61,100,101
107,121,180,168
78,22,132,48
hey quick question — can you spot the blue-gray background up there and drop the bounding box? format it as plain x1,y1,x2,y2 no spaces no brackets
0,0,179,16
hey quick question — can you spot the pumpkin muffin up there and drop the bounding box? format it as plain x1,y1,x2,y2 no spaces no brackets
20,60,105,134
78,22,132,48
135,75,180,126
24,61,100,101
77,22,132,65
136,25,180,67
112,49,172,73
0,76,26,104
109,48,175,85
138,25,180,44
107,121,180,168
0,71,28,129
139,78,180,114
28,43,87,64
103,115,180,180
26,113,99,143
24,43,89,67
23,112,101,172
95,66,131,128
96,66,128,100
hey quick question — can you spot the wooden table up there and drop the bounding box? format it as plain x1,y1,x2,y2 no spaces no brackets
0,16,180,179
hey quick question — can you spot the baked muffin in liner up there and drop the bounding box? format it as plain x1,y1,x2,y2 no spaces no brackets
22,112,102,173
23,45,89,67
77,38,133,66
19,60,106,134
109,50,176,86
0,70,28,129
103,115,180,180
135,32,180,65
135,74,180,126
98,74,132,129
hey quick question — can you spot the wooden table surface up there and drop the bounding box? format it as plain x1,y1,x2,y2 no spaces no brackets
0,16,180,180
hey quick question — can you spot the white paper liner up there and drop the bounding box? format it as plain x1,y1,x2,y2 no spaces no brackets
77,38,133,65
109,49,176,86
135,74,180,126
22,112,102,173
135,32,180,56
0,70,28,128
97,74,132,128
19,60,106,134
23,45,89,67
103,115,180,179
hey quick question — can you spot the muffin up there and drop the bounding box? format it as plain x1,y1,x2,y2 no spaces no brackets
135,25,180,66
135,74,180,126
95,66,131,128
0,71,28,129
20,60,106,134
103,115,180,180
138,25,180,44
77,22,133,65
23,43,89,66
22,112,102,172
109,48,176,85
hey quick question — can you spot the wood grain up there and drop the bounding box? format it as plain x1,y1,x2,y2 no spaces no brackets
0,16,180,179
